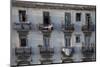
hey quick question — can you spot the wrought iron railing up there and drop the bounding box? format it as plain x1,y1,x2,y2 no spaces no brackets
82,43,95,57
82,24,95,33
15,47,32,65
39,46,54,58
13,22,32,32
62,24,74,33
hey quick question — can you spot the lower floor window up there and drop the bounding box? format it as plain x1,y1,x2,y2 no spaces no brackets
65,34,71,47
76,35,80,43
43,37,49,48
20,38,27,47
65,37,71,47
85,36,90,45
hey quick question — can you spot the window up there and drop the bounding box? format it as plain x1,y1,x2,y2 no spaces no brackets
43,12,50,25
43,36,49,48
65,13,71,25
85,36,90,45
65,34,71,47
76,13,81,21
86,13,91,24
76,35,80,43
65,37,71,47
20,38,27,47
19,10,26,22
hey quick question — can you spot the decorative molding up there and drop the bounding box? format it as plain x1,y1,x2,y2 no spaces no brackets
12,1,96,11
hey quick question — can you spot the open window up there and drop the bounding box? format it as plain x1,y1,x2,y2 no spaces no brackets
85,13,91,25
20,37,27,47
76,13,81,21
76,34,80,43
43,12,50,25
19,10,26,22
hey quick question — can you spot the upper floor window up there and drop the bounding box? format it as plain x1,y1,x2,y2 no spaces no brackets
85,13,91,24
76,13,81,21
43,11,50,25
65,13,71,25
76,35,80,43
19,10,26,22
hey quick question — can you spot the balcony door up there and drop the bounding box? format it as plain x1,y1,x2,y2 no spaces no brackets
19,10,26,22
65,13,71,26
85,13,91,25
64,33,71,48
19,37,27,47
43,12,50,25
43,36,50,48
85,36,90,47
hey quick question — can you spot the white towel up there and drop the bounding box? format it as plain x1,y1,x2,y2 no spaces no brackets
62,48,71,56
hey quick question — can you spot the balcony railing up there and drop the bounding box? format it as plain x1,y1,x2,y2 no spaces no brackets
40,58,53,64
82,24,95,33
82,43,95,57
38,45,54,58
15,47,32,65
13,22,32,32
39,24,53,33
62,24,74,33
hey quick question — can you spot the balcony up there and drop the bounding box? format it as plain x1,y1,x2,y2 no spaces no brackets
82,24,95,34
82,43,95,61
39,47,54,58
40,58,53,64
38,45,54,64
13,22,32,32
62,24,74,33
39,24,53,33
61,47,74,63
15,47,32,65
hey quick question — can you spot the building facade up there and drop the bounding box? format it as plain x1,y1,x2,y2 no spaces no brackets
11,1,96,66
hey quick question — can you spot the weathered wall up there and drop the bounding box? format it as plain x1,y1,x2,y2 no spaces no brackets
11,7,96,65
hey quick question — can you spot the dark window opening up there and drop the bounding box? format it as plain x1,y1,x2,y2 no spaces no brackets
76,13,81,21
86,13,91,25
19,10,26,22
43,12,50,25
20,38,27,47
76,35,80,43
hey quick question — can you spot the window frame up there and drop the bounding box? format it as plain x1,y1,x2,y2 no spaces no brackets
19,10,26,22
65,12,71,25
76,13,81,22
76,34,80,43
85,13,91,24
43,36,50,48
64,33,71,48
43,11,50,25
20,37,27,47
